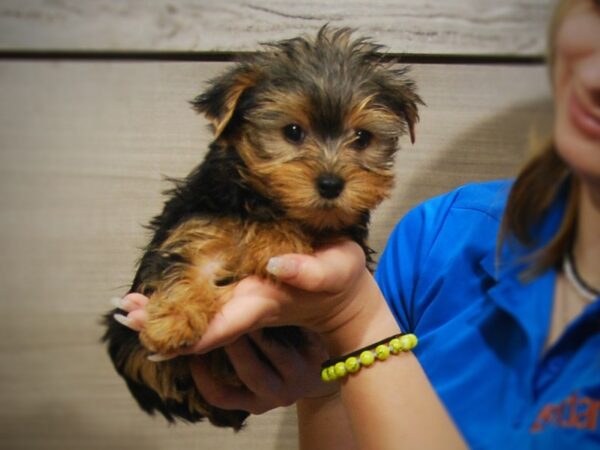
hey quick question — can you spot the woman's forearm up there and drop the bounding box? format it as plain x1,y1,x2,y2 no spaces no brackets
297,392,357,450
321,273,467,450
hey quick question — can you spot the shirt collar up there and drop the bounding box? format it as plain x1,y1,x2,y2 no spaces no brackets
475,182,569,349
479,179,569,285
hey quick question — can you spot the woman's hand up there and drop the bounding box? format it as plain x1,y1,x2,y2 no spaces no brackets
115,240,393,357
112,240,391,414
189,240,388,356
112,285,340,415
189,331,337,414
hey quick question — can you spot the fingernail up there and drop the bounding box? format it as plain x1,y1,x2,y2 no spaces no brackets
193,344,216,355
147,353,177,362
110,296,126,310
113,313,134,329
267,256,299,278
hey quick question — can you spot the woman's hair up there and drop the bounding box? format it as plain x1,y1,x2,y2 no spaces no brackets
499,0,578,278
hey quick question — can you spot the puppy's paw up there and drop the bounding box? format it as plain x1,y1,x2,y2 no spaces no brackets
139,302,211,354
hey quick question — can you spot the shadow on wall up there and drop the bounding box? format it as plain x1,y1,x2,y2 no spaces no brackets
9,403,159,450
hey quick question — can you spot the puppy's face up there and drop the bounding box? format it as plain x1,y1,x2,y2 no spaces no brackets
193,27,421,231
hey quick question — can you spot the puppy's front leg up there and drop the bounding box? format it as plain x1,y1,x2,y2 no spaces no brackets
138,218,239,355
238,221,313,279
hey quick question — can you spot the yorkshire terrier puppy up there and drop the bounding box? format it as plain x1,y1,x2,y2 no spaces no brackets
103,25,421,430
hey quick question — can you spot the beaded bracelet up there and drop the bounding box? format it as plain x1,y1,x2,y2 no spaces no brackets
320,333,418,382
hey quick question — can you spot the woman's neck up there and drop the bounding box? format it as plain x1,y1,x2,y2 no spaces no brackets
573,180,600,291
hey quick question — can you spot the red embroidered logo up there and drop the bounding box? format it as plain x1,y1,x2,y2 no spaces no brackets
531,393,600,432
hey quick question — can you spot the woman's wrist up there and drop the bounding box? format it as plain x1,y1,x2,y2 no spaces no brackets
319,270,401,357
297,388,357,450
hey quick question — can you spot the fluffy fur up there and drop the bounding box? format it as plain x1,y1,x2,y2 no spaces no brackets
102,25,421,430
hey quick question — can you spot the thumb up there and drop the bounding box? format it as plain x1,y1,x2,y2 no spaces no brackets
266,241,365,294
184,292,277,355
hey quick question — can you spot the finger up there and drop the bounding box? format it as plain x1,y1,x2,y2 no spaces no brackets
267,241,365,293
224,336,285,399
248,330,305,381
123,293,149,309
186,293,279,354
296,329,330,362
147,352,178,362
249,330,337,401
231,276,284,301
127,308,148,329
113,308,148,332
110,293,149,312
190,356,265,413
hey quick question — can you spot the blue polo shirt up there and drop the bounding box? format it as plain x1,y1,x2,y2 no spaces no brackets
375,180,600,449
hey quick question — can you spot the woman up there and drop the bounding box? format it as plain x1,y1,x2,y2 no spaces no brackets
117,1,599,448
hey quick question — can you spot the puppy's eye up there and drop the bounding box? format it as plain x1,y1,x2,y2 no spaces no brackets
351,129,373,150
283,124,305,144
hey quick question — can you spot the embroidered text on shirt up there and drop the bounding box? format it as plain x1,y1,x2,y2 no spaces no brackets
531,393,600,433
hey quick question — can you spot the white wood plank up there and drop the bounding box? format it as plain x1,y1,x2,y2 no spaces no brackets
0,0,556,56
0,60,551,449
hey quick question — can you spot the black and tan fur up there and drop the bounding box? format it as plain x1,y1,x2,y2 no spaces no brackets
102,26,421,430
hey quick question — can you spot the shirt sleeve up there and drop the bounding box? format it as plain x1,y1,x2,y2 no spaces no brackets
374,189,462,333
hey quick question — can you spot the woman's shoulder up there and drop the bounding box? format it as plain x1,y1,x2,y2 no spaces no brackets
378,179,514,283
376,179,515,334
389,179,513,252
419,179,513,224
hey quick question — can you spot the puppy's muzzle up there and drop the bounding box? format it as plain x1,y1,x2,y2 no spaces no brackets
316,173,345,199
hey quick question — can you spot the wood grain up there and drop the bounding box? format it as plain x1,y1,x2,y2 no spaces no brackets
0,60,551,449
0,0,555,56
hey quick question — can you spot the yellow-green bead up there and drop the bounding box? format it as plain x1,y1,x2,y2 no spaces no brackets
345,356,360,373
359,350,375,366
334,362,348,378
321,368,331,382
375,344,390,361
326,365,337,380
398,335,413,351
399,334,417,350
389,338,402,354
406,333,418,349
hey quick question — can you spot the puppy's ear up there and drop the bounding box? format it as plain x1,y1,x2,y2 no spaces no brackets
375,70,423,144
191,64,261,139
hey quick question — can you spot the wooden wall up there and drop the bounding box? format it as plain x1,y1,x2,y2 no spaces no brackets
0,1,554,449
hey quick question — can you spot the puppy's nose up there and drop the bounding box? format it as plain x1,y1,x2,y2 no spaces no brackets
316,173,345,199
